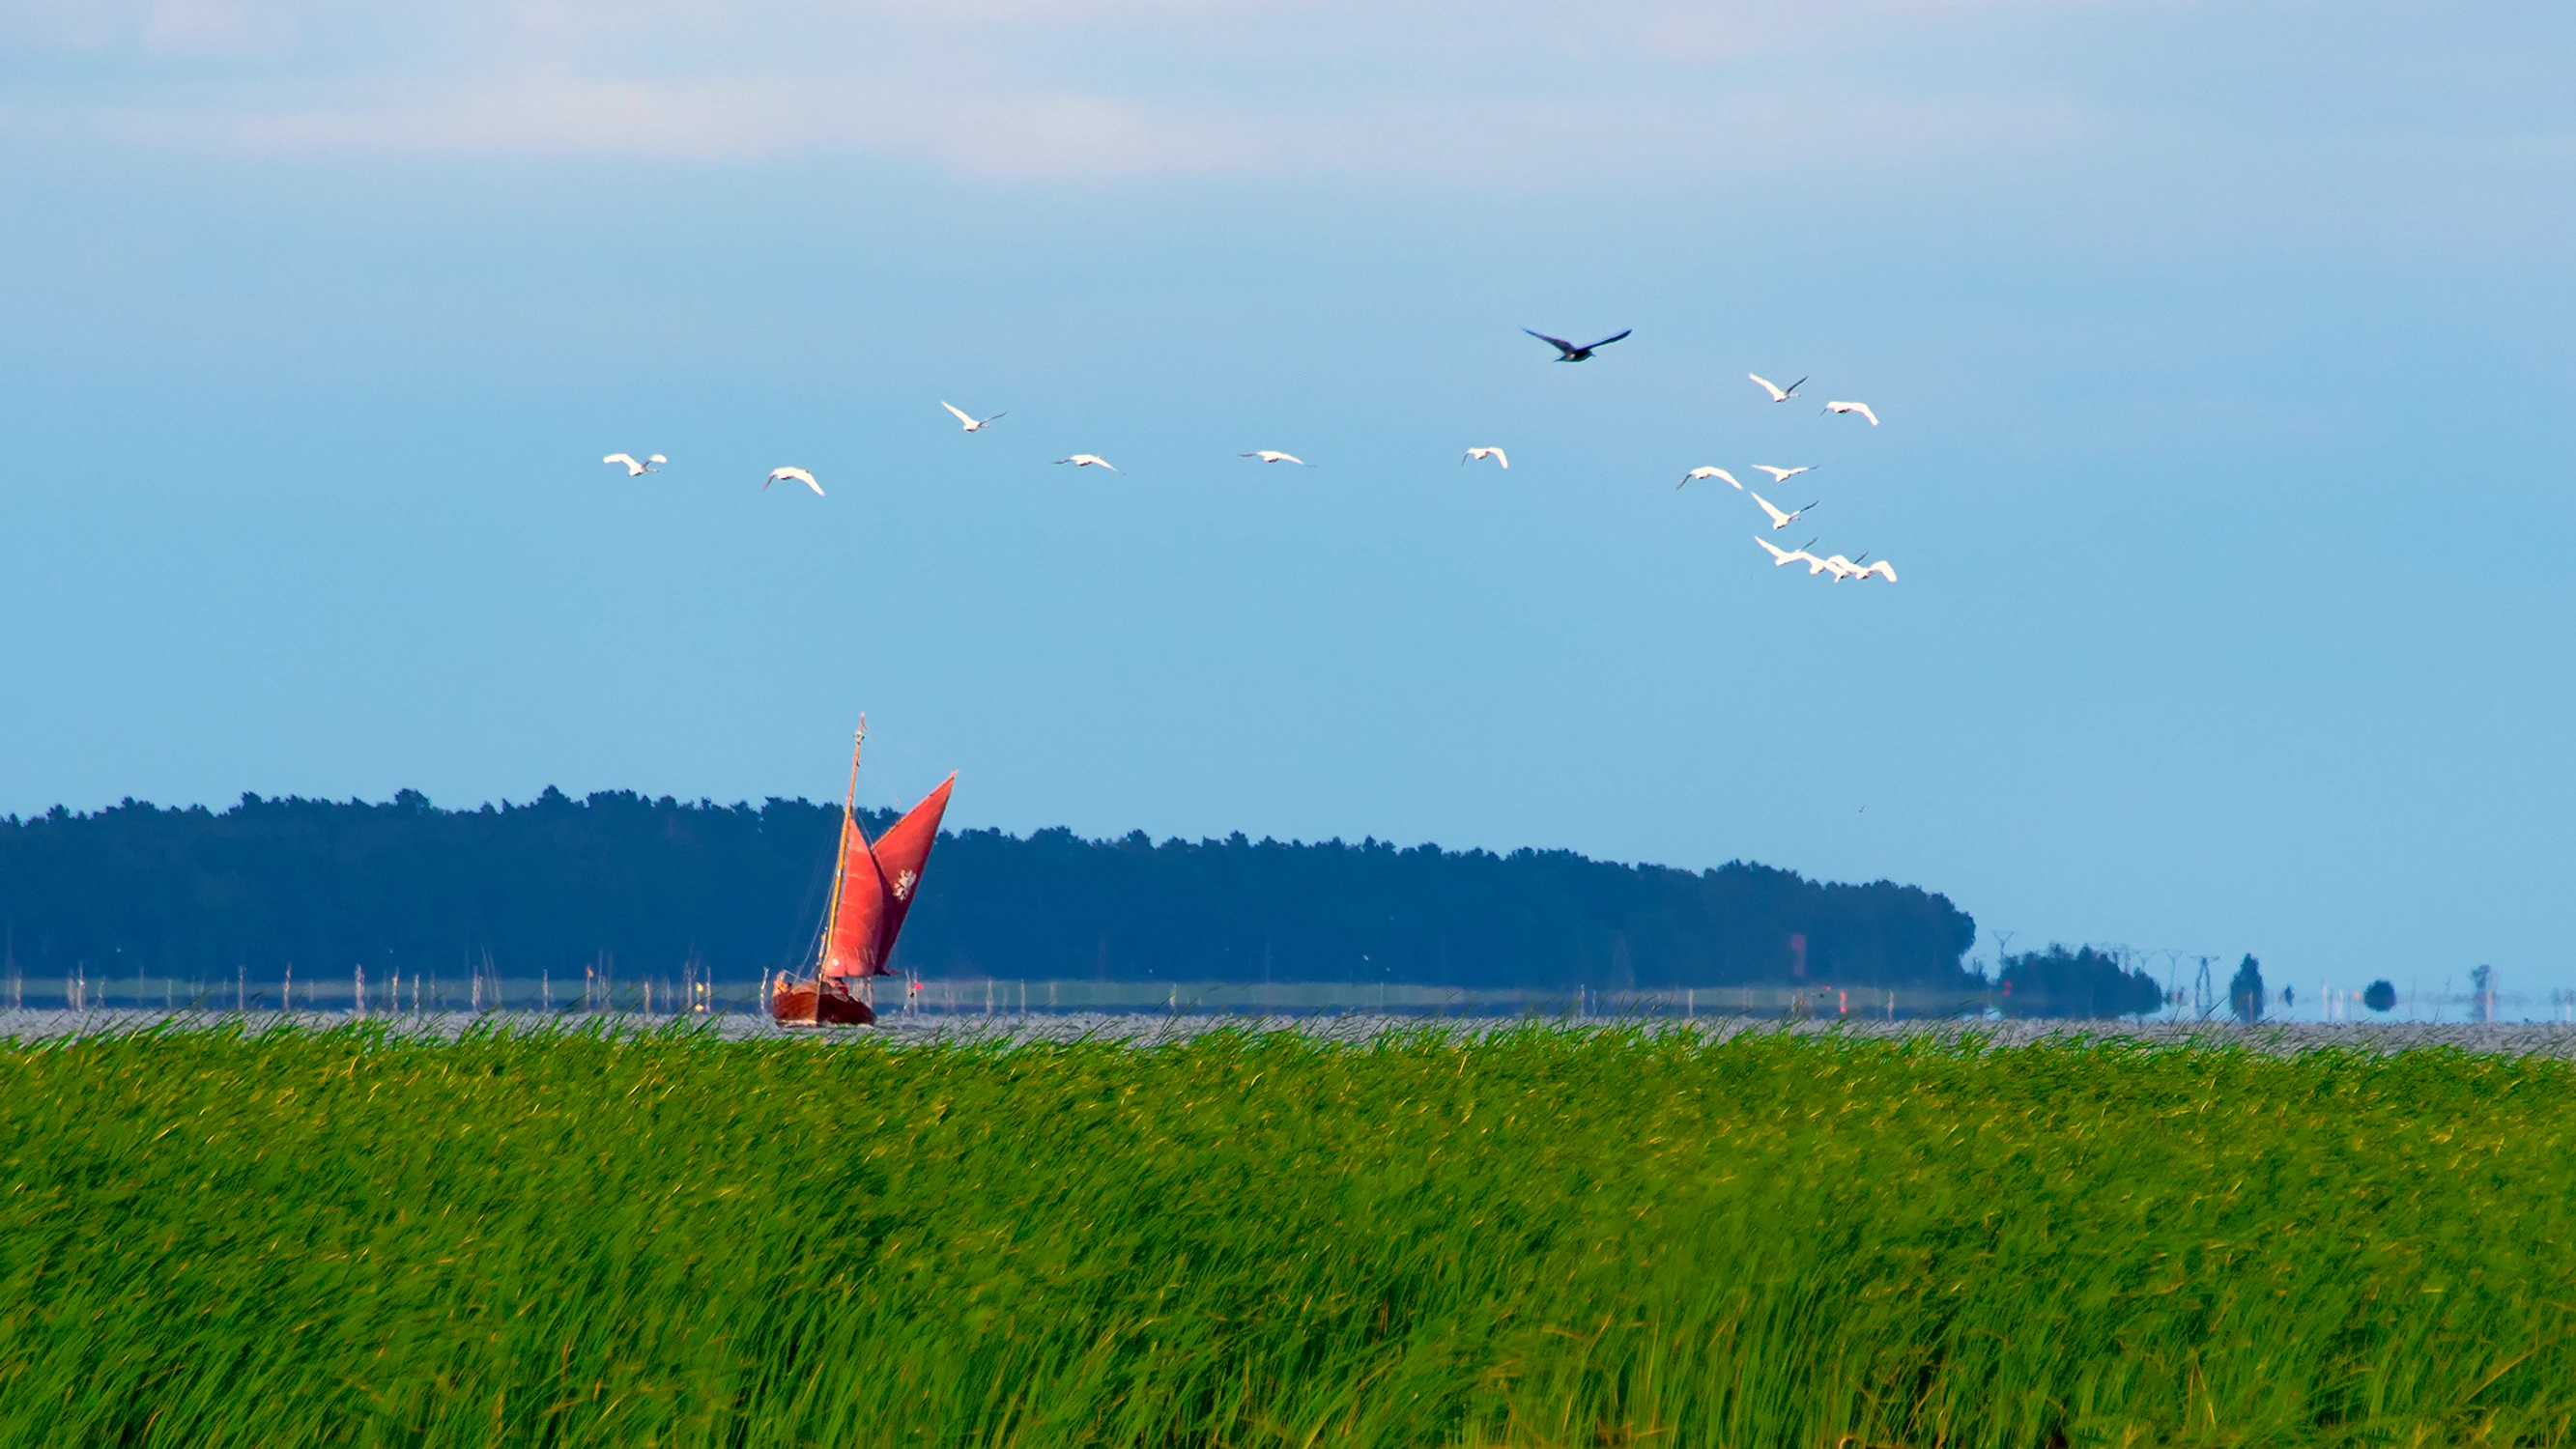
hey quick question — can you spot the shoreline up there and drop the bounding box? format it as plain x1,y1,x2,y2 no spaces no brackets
7,1008,2576,1054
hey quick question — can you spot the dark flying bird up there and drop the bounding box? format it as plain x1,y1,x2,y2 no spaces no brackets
1524,327,1631,362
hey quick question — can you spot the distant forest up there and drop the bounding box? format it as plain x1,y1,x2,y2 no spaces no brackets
0,790,2021,998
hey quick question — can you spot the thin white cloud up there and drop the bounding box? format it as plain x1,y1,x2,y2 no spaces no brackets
64,72,1262,174
2,0,2512,185
40,67,2096,185
138,0,264,54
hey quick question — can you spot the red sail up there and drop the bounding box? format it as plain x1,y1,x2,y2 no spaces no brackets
868,773,956,959
817,773,955,980
819,810,890,979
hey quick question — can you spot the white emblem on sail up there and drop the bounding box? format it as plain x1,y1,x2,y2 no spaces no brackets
892,868,918,901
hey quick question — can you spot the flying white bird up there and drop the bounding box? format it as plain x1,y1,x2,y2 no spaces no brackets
1055,454,1118,471
1752,464,1816,484
1817,553,1877,581
1749,373,1807,403
1749,491,1817,530
602,453,666,476
940,402,1004,432
1461,447,1509,469
764,467,822,497
1525,328,1631,362
1756,536,1821,567
1679,467,1742,491
1850,558,1899,582
1240,450,1308,466
1823,401,1879,426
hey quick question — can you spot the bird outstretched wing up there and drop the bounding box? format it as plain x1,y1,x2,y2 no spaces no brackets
603,453,639,472
941,401,976,426
1580,329,1631,352
1523,329,1579,355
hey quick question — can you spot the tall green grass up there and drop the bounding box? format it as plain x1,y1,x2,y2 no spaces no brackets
0,1022,2568,1446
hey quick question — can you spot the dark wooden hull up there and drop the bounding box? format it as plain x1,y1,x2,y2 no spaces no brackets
770,979,875,1027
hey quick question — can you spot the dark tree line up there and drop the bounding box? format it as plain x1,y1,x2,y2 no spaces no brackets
0,790,1985,992
1994,945,2166,1019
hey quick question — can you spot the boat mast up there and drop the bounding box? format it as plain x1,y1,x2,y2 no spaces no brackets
813,716,866,978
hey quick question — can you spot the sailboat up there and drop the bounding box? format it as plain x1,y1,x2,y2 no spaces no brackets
770,720,957,1027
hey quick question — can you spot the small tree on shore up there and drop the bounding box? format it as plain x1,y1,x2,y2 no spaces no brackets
2362,979,2396,1013
2229,954,2265,1023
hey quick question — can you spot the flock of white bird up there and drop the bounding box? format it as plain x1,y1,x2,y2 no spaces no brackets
601,329,1898,584
1684,372,1899,583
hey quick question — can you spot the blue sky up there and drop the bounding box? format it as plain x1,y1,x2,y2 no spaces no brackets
3,0,2571,995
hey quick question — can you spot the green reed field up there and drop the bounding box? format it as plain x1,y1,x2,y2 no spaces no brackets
1,1023,2569,1448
